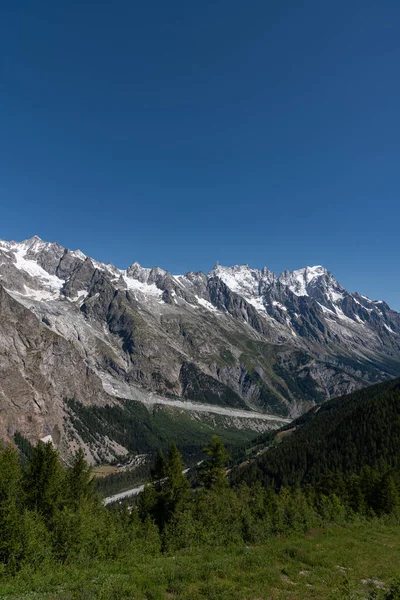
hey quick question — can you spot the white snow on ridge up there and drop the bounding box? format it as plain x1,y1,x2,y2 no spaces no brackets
196,296,219,312
272,301,287,311
172,275,186,288
71,249,86,261
1,237,395,339
212,265,259,296
301,265,327,283
279,265,328,297
246,296,266,312
122,274,162,298
211,264,274,300
334,305,353,322
67,290,89,304
11,244,64,298
317,303,336,317
329,290,344,303
12,287,60,302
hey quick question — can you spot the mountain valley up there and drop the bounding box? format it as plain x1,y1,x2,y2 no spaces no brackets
0,235,399,462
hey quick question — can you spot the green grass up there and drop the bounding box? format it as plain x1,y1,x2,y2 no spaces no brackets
1,520,399,599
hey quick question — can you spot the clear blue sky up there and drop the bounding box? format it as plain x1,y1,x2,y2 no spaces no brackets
1,1,399,308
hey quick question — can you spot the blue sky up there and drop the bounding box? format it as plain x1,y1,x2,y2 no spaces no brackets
1,1,399,308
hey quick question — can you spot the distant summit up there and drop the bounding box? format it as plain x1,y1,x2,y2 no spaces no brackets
0,235,399,461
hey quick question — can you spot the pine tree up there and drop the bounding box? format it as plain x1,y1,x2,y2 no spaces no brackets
151,448,166,492
23,441,64,522
137,483,159,522
378,472,399,515
162,444,190,523
65,448,95,508
200,436,230,490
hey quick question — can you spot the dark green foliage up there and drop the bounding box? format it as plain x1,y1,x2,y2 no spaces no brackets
163,444,191,518
65,397,254,461
382,579,400,600
13,432,34,462
23,441,64,521
0,445,24,571
232,378,400,492
95,462,152,497
65,448,95,508
151,448,166,481
139,444,191,531
2,378,400,586
200,436,230,490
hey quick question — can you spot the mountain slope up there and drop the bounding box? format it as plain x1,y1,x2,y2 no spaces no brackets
232,377,400,488
0,235,399,459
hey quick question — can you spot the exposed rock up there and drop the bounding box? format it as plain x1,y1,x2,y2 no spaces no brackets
0,235,399,459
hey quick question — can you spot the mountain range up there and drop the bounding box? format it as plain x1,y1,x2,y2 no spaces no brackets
0,235,399,462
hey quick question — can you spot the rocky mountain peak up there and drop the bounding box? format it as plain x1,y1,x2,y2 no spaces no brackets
209,263,276,300
0,235,399,461
277,265,334,296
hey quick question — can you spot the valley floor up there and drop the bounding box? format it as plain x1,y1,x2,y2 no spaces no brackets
1,520,399,599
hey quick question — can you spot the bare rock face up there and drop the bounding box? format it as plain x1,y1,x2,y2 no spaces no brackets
0,236,399,460
0,284,110,457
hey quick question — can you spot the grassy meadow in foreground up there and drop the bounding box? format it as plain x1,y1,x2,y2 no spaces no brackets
1,520,399,600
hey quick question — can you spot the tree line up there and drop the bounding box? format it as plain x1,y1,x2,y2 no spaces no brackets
231,378,400,489
1,434,400,576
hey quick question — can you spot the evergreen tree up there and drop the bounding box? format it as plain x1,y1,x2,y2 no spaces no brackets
65,448,95,509
200,436,230,490
151,448,166,481
163,444,190,523
378,472,399,515
137,483,159,523
23,441,64,522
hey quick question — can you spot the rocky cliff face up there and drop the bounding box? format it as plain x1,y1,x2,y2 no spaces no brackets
0,236,399,460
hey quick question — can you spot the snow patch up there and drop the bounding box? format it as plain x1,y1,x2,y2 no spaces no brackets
246,296,265,312
211,264,274,301
329,290,344,303
196,297,219,312
12,245,64,295
123,274,163,298
279,265,328,297
318,303,336,316
272,301,288,311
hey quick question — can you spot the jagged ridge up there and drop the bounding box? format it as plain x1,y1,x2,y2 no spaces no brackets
0,235,399,459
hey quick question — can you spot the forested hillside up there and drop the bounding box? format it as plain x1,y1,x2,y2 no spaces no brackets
2,378,400,598
232,377,400,492
1,433,400,599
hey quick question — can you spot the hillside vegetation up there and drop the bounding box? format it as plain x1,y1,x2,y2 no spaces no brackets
1,521,400,599
232,377,400,491
1,378,400,598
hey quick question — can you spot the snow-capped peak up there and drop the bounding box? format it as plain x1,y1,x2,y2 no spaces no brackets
278,265,331,297
0,236,396,339
210,264,275,298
